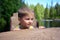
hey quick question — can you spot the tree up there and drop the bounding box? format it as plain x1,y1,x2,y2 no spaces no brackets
34,3,44,26
44,4,49,19
52,3,60,27
49,7,56,19
29,4,35,10
55,3,60,19
0,0,24,32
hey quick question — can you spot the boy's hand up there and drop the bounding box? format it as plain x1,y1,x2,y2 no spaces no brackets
39,26,45,29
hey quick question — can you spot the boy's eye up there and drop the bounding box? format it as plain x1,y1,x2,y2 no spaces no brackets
25,18,30,20
25,18,34,20
31,18,33,20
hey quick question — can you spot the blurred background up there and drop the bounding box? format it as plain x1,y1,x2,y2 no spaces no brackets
0,0,60,32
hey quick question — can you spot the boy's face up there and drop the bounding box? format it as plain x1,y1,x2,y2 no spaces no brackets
20,14,34,28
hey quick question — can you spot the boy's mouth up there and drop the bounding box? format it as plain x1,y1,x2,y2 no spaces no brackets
28,23,32,25
27,24,32,26
27,24,32,27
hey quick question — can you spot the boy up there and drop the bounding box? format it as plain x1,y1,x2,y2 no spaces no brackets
13,7,35,30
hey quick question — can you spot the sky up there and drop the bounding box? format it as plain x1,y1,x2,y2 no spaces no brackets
24,0,60,8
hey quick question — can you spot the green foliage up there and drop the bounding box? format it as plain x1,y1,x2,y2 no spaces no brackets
50,3,60,27
47,3,60,27
55,3,60,19
0,0,23,32
0,18,6,31
29,4,35,10
34,3,44,26
49,7,56,19
0,0,23,16
44,5,50,19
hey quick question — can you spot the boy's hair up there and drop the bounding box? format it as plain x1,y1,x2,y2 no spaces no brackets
18,7,34,18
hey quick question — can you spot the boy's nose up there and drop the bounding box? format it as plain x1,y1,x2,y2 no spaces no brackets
29,20,33,24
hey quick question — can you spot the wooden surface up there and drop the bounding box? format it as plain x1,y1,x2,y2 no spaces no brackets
0,28,60,40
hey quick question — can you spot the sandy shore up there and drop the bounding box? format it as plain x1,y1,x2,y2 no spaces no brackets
0,28,60,40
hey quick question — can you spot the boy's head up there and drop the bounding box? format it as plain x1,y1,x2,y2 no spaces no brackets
18,7,35,29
